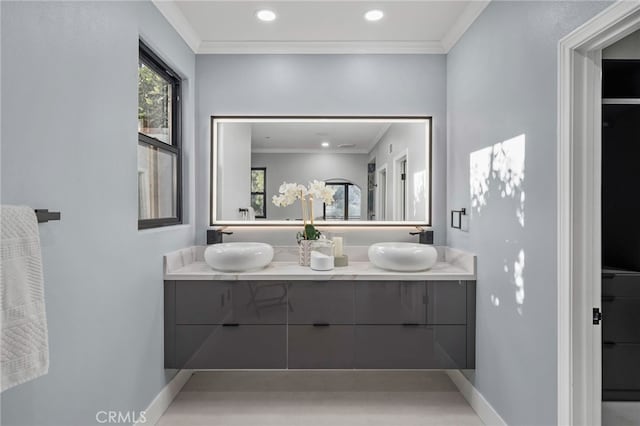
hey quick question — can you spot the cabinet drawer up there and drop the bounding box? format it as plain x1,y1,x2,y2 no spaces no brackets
288,325,354,369
175,281,288,325
426,281,467,325
354,325,467,369
288,282,354,324
603,274,640,298
175,325,286,369
355,282,426,324
603,298,640,342
603,343,640,393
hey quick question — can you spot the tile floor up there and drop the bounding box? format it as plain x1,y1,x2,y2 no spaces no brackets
157,371,484,426
602,402,640,426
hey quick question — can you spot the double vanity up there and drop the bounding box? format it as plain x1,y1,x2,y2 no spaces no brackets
163,243,476,371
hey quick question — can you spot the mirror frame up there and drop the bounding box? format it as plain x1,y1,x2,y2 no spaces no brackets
210,116,432,227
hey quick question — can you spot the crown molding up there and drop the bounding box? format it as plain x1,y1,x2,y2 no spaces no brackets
441,0,491,52
152,0,201,53
152,0,490,55
197,40,444,54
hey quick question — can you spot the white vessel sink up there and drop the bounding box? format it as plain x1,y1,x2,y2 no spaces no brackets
368,242,438,272
204,242,274,272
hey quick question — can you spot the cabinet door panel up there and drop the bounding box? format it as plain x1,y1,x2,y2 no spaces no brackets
175,281,288,325
603,298,640,342
603,343,640,396
288,325,354,369
175,281,227,324
426,281,467,325
354,325,466,369
175,325,286,369
355,282,426,324
288,282,354,324
602,274,640,298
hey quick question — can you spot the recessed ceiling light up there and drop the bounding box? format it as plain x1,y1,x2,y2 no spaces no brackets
256,9,277,22
321,141,330,148
364,10,384,22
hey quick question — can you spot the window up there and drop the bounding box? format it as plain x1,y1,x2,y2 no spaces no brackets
138,41,182,229
323,182,362,220
250,167,266,218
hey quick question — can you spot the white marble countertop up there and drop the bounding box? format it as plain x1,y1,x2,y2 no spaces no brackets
164,246,476,281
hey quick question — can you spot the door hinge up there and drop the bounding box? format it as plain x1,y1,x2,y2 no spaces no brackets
593,307,602,325
401,173,406,181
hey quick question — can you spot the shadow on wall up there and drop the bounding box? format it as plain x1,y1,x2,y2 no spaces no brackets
470,134,526,316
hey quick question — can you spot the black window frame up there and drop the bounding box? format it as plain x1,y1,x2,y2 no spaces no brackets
250,167,267,219
323,182,361,221
138,40,182,230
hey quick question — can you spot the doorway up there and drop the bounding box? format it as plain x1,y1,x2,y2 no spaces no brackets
600,39,640,425
377,165,387,221
394,152,408,221
367,161,376,220
557,3,640,425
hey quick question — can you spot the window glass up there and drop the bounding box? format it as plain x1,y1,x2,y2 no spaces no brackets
138,41,181,228
250,168,266,218
348,185,362,220
138,62,172,144
138,143,177,220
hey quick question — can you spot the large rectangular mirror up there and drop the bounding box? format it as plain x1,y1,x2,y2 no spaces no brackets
211,117,431,225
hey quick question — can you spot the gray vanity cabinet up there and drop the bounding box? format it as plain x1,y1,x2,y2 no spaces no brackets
354,325,467,369
288,281,354,324
175,325,286,369
355,281,426,324
165,279,476,370
287,281,355,368
426,281,468,325
353,281,470,369
175,280,288,325
288,325,354,369
167,280,288,369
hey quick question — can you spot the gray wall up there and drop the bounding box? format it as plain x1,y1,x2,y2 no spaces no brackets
603,28,640,59
369,122,428,221
446,2,610,425
251,152,369,220
0,2,196,425
196,54,447,244
218,123,252,219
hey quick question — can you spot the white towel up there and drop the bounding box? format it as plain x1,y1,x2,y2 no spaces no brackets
247,207,256,221
0,206,49,392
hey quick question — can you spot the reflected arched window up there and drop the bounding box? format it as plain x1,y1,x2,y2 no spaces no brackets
323,182,361,220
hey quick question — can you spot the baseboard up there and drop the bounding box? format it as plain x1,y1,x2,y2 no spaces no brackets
447,370,507,426
135,369,193,426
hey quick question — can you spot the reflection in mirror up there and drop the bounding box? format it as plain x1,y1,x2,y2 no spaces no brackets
211,117,431,225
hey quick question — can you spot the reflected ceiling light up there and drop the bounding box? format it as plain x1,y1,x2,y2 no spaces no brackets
364,10,384,22
256,9,277,22
321,141,330,148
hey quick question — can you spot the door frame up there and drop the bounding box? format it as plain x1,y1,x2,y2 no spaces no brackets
557,2,640,425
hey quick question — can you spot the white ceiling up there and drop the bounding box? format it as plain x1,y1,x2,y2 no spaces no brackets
250,122,390,153
152,0,490,54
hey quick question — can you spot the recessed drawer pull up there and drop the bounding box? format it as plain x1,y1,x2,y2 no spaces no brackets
602,295,616,302
402,323,420,327
603,341,617,346
222,323,239,327
312,323,330,327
